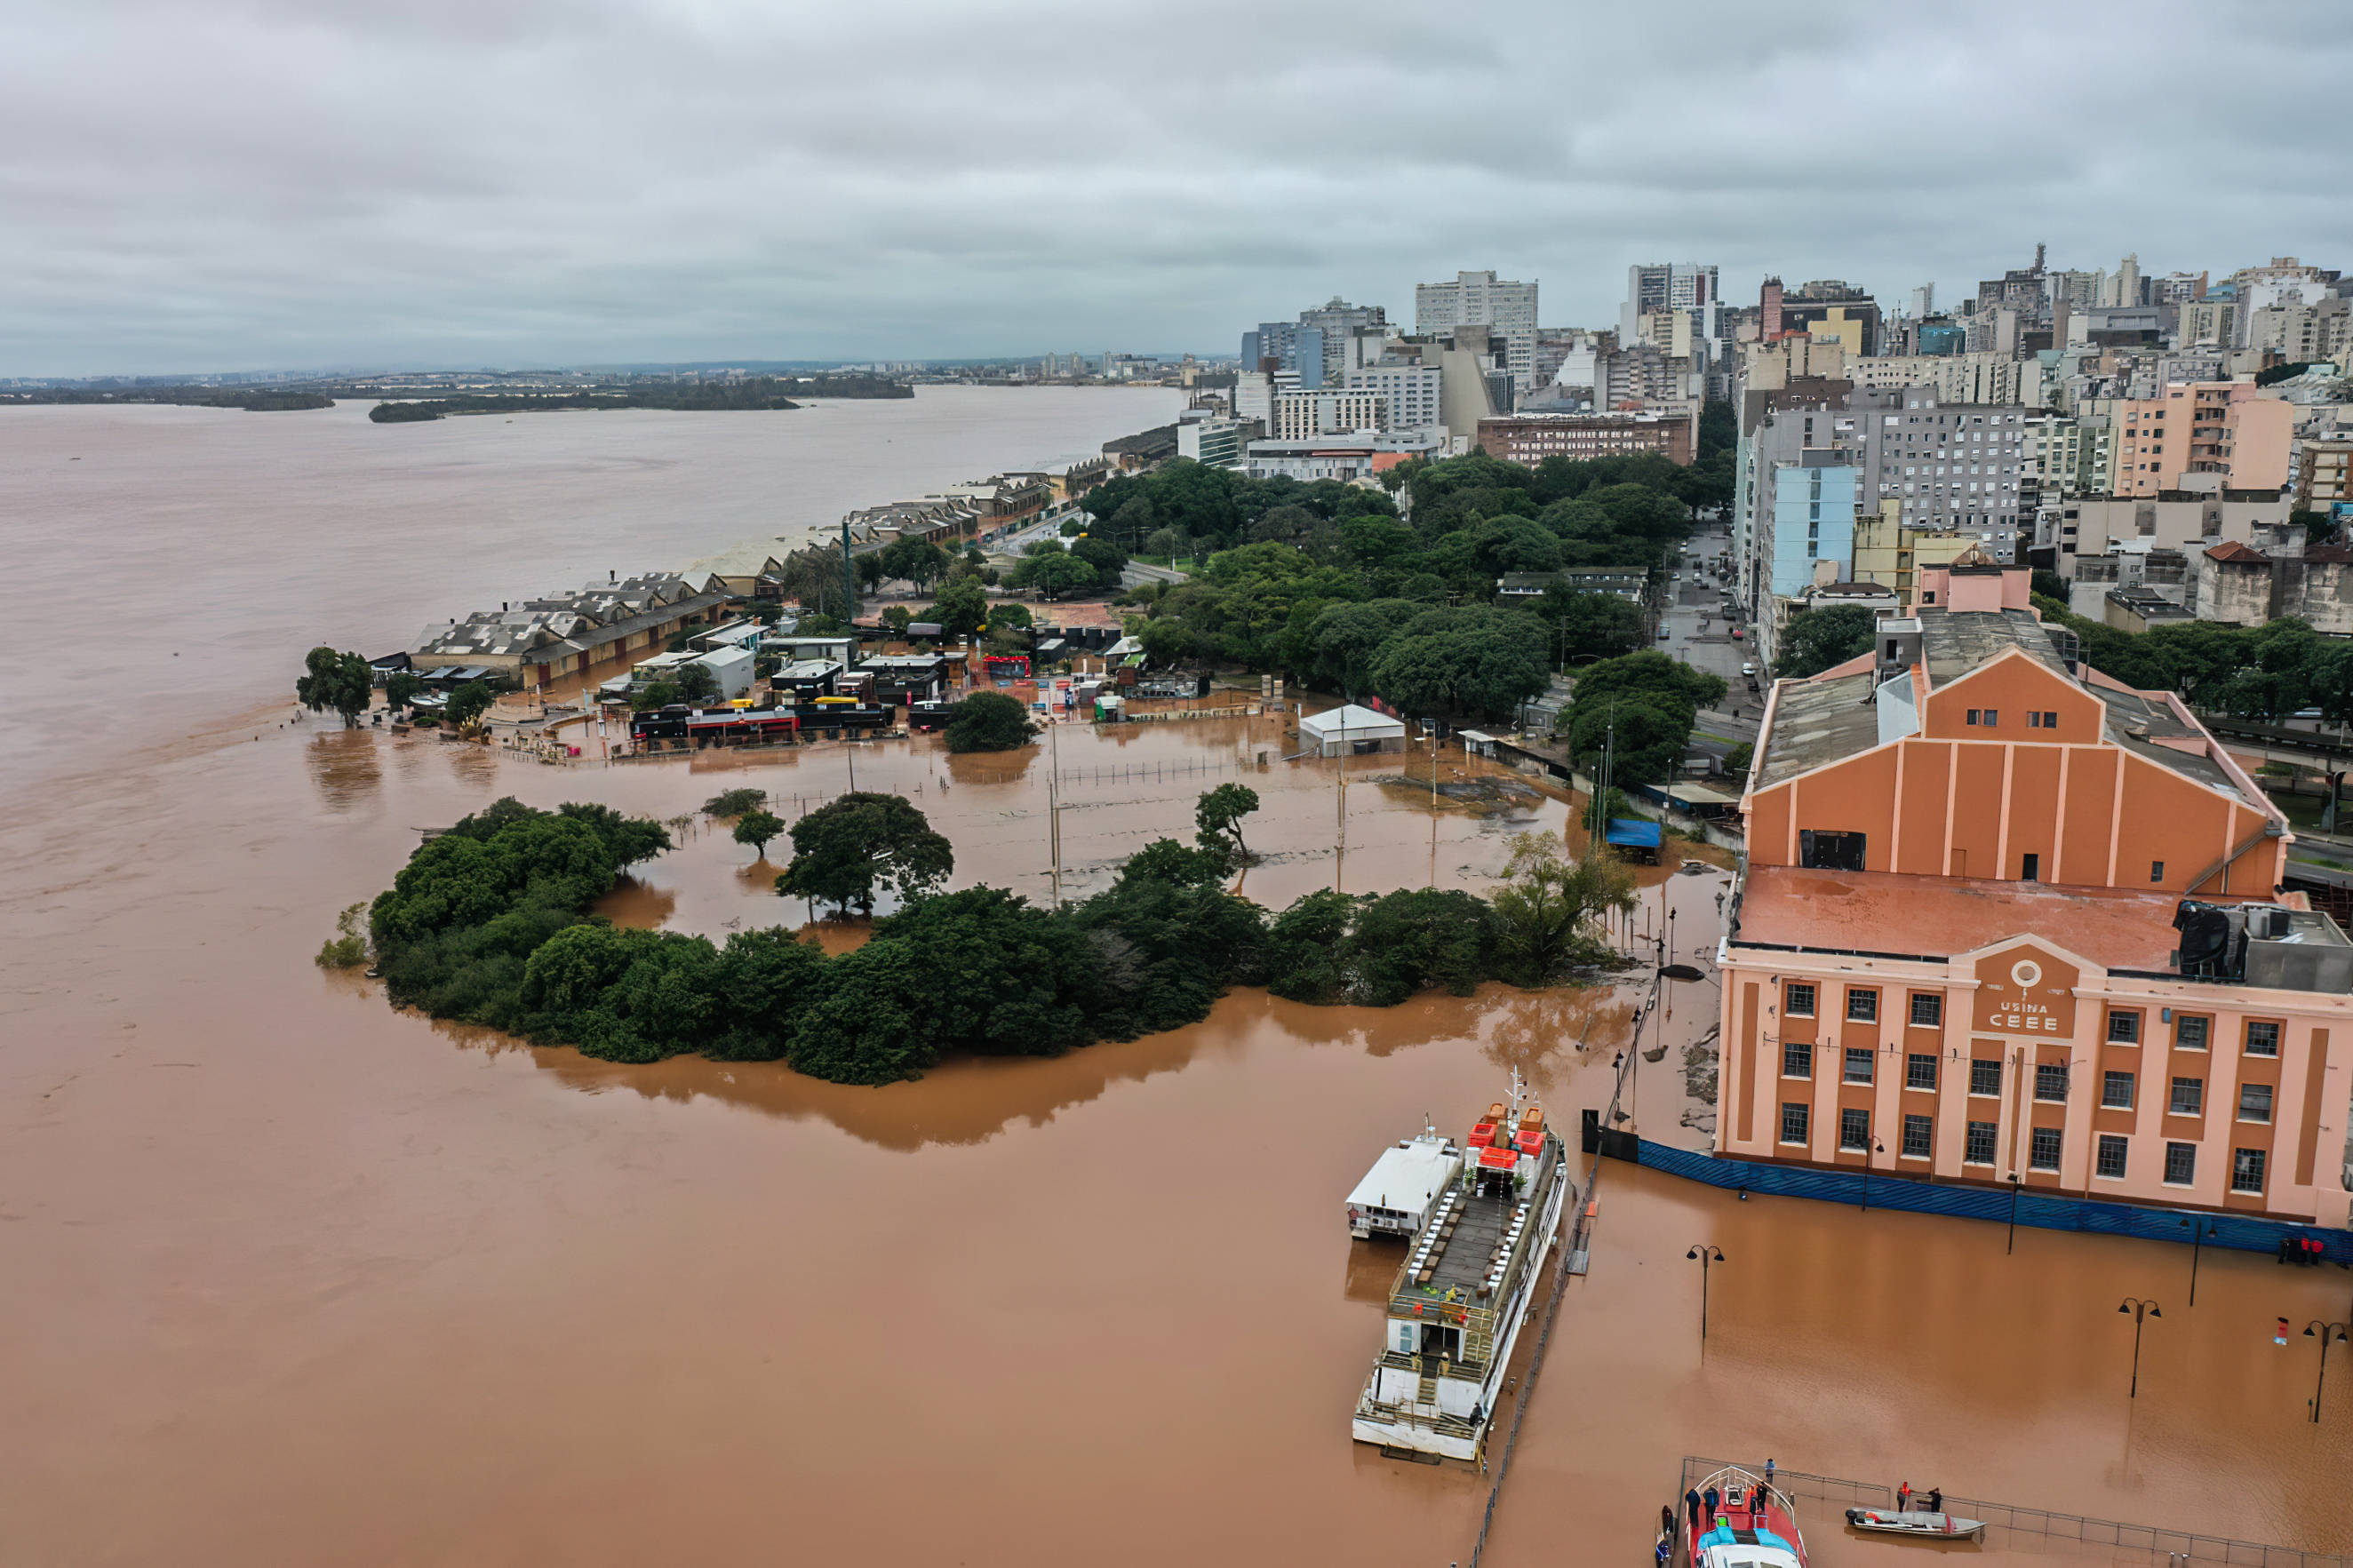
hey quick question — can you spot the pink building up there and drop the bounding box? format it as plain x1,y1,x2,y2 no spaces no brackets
2113,383,2292,497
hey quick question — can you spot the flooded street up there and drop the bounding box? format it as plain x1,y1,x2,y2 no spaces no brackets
3,407,2348,1564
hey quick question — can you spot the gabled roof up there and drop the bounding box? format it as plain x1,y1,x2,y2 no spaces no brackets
2204,539,2269,562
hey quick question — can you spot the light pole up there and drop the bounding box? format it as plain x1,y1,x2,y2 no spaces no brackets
1687,1245,1727,1347
2118,1298,2163,1398
2303,1321,2350,1423
2182,1217,2217,1307
1860,1136,1885,1213
2006,1173,2025,1255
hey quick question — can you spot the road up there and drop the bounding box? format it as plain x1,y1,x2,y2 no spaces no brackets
1655,516,1761,757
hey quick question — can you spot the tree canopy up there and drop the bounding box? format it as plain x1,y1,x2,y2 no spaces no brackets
1367,605,1552,720
296,647,373,725
445,680,496,728
944,691,1036,752
1775,605,1878,680
776,792,954,917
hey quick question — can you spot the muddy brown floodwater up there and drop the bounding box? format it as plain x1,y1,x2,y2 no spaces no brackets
1,406,2346,1564
4,707,2346,1568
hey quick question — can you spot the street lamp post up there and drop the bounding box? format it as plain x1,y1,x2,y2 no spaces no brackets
1687,1245,1727,1347
2006,1174,2025,1255
2118,1298,2163,1398
2183,1218,2217,1307
2304,1321,2350,1423
1860,1136,1885,1213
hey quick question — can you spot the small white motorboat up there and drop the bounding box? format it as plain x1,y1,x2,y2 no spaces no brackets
1845,1507,1985,1541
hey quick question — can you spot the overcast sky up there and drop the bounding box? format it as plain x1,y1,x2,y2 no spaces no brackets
5,0,2349,377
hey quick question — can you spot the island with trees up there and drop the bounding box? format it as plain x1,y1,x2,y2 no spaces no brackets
351,789,1639,1085
3,385,335,411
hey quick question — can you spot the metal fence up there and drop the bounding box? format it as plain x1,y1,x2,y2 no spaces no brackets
1627,1139,2353,1264
1677,1457,2351,1568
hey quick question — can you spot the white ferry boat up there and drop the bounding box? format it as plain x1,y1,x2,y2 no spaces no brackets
1351,1071,1571,1462
1344,1119,1464,1240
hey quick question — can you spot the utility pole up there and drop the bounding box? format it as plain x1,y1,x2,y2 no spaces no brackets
840,516,861,662
1048,717,1063,908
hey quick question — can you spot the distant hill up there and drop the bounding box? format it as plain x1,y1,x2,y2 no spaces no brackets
363,373,915,422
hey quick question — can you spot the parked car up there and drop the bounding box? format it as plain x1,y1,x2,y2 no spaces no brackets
1742,662,1756,676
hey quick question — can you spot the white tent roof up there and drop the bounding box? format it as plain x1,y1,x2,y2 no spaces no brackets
1345,1139,1463,1214
1299,703,1406,739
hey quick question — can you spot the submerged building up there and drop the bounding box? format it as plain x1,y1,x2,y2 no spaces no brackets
1717,550,2353,1229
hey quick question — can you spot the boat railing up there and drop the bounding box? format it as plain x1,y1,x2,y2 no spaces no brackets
1677,1457,2352,1568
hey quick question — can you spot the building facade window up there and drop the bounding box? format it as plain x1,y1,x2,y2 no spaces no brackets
1845,1047,1875,1085
1909,993,1942,1028
1782,1040,1812,1078
1964,1120,1998,1166
1847,989,1879,1023
1906,1054,1937,1091
1839,1108,1870,1151
1783,982,1815,1017
1779,1103,1809,1145
2107,1011,2140,1044
1901,1113,1933,1158
2034,1063,2070,1102
2238,1083,2273,1123
1970,1058,2002,1096
2029,1126,2062,1171
2169,1077,2204,1116
2102,1071,2135,1110
2174,1015,2208,1049
2164,1142,2197,1185
2245,1021,2280,1057
2096,1134,2128,1179
2231,1147,2267,1193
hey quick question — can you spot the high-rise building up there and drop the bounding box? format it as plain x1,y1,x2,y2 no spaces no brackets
1344,362,1444,434
1621,262,1722,365
1295,298,1387,386
1415,270,1538,390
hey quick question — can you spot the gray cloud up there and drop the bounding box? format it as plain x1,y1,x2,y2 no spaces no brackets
4,0,2349,374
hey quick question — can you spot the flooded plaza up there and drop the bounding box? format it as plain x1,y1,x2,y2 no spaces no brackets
2,707,2345,1566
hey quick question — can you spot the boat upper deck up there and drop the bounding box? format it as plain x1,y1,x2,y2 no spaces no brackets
1389,1134,1559,1318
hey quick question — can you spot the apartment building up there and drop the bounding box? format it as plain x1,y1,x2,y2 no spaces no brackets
1270,389,1387,441
1474,410,1694,466
2113,384,2293,497
1848,352,2030,407
1415,270,1538,390
1718,556,2352,1227
1344,362,1445,434
2297,438,2353,515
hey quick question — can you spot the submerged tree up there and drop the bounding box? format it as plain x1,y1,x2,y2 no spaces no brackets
296,646,374,726
776,792,954,917
1193,783,1261,865
733,808,785,860
943,691,1035,753
1488,830,1637,985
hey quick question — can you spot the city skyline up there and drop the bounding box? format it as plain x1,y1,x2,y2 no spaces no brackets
4,0,2351,376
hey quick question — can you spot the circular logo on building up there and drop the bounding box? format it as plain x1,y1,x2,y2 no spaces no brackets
2011,959,2042,989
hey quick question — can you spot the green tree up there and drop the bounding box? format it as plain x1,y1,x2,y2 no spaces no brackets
703,787,768,817
315,902,369,968
706,927,829,1061
1774,605,1878,679
1533,586,1645,665
674,662,722,704
383,670,423,712
1368,605,1551,720
733,808,785,859
1488,831,1636,985
776,792,954,917
1194,783,1261,864
1026,553,1098,601
1308,598,1423,699
631,680,681,712
1562,695,1695,790
926,577,990,637
1118,837,1230,887
1069,535,1129,579
445,680,496,728
296,646,374,726
943,691,1036,753
879,536,950,589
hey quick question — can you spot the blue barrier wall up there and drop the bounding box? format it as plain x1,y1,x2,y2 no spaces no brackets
1631,1139,2353,1264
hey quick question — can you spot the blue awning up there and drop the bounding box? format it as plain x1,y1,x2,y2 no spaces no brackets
1605,818,1663,848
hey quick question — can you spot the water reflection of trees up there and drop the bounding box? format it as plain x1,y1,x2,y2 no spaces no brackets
304,730,380,811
